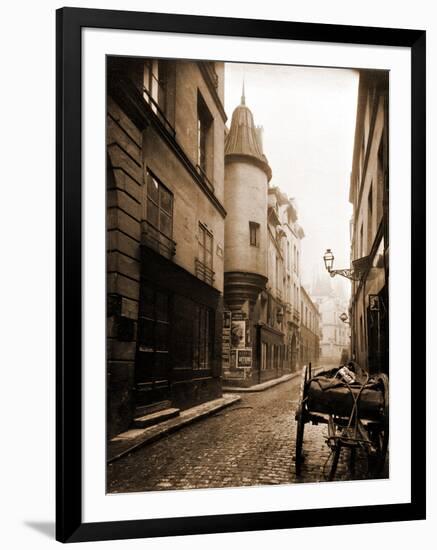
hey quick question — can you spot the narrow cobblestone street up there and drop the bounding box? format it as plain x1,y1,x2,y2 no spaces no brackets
108,372,386,493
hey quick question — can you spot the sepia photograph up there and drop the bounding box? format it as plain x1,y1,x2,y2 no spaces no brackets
105,56,389,493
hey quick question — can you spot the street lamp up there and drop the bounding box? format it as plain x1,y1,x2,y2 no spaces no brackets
323,249,334,272
323,248,361,281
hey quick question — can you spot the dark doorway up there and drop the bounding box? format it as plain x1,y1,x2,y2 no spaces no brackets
366,286,389,375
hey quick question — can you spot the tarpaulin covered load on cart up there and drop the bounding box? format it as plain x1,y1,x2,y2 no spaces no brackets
306,369,385,421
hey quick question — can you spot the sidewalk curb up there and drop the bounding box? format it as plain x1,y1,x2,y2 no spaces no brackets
222,371,301,393
108,393,241,463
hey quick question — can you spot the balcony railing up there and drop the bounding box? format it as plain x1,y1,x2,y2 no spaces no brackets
196,164,215,193
141,220,176,259
195,258,215,286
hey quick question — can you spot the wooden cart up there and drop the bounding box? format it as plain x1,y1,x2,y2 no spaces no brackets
294,363,389,480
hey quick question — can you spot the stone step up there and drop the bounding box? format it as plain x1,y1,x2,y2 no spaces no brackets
135,400,172,417
132,407,180,429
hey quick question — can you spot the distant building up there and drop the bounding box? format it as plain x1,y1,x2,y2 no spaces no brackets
313,275,350,365
349,70,389,374
300,286,321,367
106,57,227,436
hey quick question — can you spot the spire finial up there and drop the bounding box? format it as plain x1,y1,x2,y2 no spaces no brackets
241,79,246,105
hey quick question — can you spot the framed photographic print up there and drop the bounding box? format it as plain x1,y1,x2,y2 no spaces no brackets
56,7,426,543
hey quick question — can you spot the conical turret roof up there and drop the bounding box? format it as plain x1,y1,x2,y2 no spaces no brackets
225,85,272,180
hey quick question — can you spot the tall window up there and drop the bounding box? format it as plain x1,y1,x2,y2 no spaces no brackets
378,136,385,189
249,221,260,247
143,60,168,115
146,171,173,238
144,171,174,258
197,93,213,178
367,182,373,249
359,222,364,257
197,223,214,284
275,256,280,297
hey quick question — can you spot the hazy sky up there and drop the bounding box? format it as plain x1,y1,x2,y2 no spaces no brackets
224,63,359,299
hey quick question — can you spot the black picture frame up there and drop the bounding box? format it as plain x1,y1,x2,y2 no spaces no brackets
56,7,426,543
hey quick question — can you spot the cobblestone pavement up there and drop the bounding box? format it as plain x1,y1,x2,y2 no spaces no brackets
108,374,388,493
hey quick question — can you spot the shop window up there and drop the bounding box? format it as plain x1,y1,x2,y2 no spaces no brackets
193,305,214,370
136,286,170,383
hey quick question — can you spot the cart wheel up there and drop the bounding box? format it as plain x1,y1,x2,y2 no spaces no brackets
295,406,305,476
294,365,308,476
328,442,341,481
377,373,389,473
368,373,389,475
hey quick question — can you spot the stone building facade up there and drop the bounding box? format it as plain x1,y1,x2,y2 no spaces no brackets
300,286,321,367
261,187,304,378
106,57,227,436
349,70,389,375
281,196,305,372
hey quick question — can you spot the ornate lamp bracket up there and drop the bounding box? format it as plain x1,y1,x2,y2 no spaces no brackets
328,268,361,281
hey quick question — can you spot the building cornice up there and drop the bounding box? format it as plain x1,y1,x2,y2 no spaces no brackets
197,62,228,124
